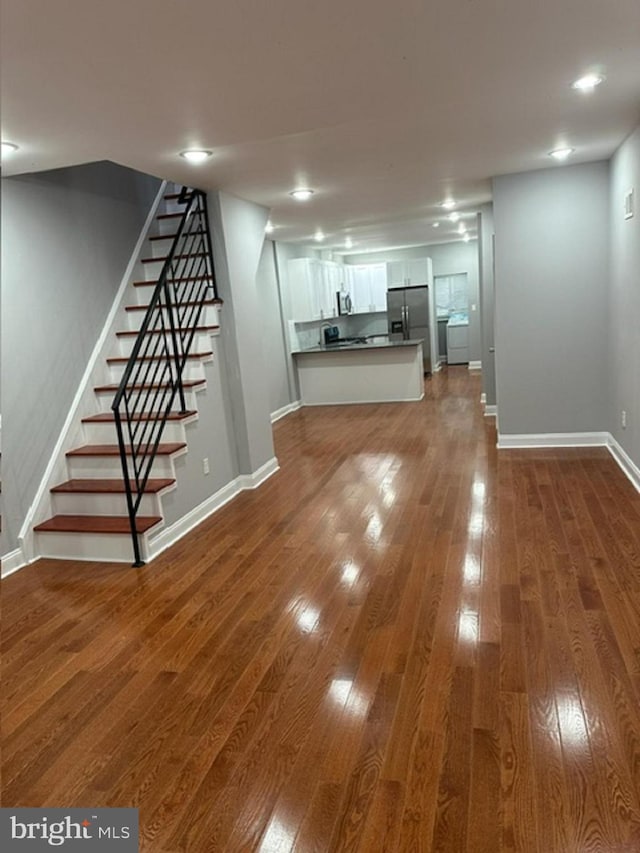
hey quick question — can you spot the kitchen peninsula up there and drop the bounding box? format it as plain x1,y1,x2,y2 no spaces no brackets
292,339,424,405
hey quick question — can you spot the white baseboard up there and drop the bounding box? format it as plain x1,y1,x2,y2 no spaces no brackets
480,392,486,405
271,401,301,423
497,431,609,449
237,457,280,490
607,435,640,494
432,360,442,373
468,361,482,371
1,547,28,579
17,180,168,564
484,405,497,418
496,431,640,496
147,456,279,561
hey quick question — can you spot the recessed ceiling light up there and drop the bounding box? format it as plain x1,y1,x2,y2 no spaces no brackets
549,147,575,161
432,222,440,228
448,212,460,222
1,141,19,158
290,188,314,201
440,199,456,210
179,149,212,163
572,73,605,92
458,224,466,234
344,237,353,249
314,230,325,242
265,221,274,234
463,234,471,243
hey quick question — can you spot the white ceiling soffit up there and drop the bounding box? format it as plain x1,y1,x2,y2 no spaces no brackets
2,0,639,253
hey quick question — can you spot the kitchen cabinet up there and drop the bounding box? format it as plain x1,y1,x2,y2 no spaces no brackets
387,257,430,288
345,263,387,314
288,258,338,322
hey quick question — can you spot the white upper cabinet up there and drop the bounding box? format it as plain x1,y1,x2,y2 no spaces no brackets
288,258,315,321
387,257,430,288
387,260,407,288
369,263,388,310
348,262,388,314
288,258,338,321
288,258,390,321
406,258,430,286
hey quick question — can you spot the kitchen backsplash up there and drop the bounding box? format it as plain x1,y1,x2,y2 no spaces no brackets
290,312,388,351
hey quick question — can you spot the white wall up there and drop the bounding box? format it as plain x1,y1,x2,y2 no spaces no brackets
609,124,640,470
0,162,161,552
493,161,610,437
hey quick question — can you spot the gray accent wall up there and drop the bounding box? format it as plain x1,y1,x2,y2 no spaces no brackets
492,161,610,436
209,190,275,475
255,240,294,416
0,162,160,552
609,125,640,469
478,204,496,405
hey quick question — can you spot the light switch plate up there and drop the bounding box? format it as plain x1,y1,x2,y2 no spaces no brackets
624,188,634,219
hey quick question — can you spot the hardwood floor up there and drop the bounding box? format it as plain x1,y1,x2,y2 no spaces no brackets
3,367,640,851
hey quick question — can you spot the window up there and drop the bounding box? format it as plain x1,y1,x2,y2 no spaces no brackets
435,273,468,318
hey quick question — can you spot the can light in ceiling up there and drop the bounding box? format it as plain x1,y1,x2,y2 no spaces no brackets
265,221,274,234
179,149,213,163
549,147,575,161
290,188,314,201
344,237,353,249
314,230,325,242
572,73,605,92
1,141,19,158
448,212,460,222
463,233,471,243
440,199,456,210
432,222,440,228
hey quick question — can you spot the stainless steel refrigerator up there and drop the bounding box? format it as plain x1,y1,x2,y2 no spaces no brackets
387,285,431,374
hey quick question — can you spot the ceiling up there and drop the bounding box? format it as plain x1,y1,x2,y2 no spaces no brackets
2,0,639,254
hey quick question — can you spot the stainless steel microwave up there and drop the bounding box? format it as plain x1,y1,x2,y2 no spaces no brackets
337,291,353,315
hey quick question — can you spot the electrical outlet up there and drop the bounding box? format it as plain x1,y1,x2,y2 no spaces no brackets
203,457,210,474
621,410,627,429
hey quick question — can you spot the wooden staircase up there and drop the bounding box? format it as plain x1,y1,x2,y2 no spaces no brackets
33,187,222,563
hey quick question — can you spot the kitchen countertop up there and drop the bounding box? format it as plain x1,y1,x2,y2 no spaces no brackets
293,338,423,355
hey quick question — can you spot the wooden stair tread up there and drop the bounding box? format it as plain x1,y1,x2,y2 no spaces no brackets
66,443,186,457
156,212,183,220
106,351,212,364
133,275,210,286
116,326,219,337
164,192,188,201
94,379,205,393
51,478,175,494
125,298,221,312
82,411,196,423
34,515,162,534
142,253,207,263
150,231,206,241
106,352,212,366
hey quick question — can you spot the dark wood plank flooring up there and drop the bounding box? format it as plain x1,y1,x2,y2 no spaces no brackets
3,367,640,851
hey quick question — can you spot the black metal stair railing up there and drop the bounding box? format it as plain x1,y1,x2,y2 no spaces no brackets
112,186,218,566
